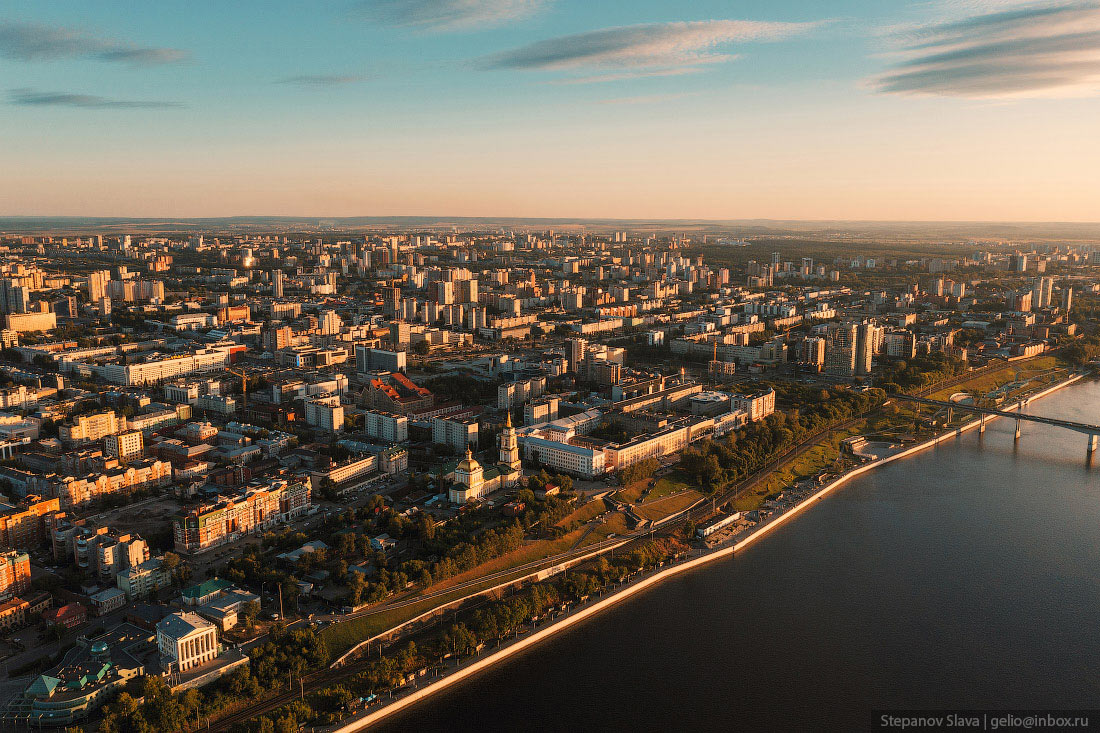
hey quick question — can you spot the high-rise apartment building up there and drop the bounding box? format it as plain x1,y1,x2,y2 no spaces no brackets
105,430,144,463
0,550,31,601
825,323,858,377
0,280,29,315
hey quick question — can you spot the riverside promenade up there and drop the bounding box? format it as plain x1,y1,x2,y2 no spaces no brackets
328,371,1087,733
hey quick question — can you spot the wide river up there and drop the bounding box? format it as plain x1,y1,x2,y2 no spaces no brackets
374,379,1100,731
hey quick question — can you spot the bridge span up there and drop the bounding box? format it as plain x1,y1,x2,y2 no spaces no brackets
895,393,1100,456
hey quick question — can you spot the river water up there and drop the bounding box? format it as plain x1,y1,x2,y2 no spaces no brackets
373,380,1100,731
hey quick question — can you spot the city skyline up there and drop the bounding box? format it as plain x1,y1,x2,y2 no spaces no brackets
3,0,1100,220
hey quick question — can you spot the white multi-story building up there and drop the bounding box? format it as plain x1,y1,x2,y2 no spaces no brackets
170,313,217,330
81,347,234,386
319,310,342,335
195,394,237,417
604,424,692,473
883,330,917,359
521,434,606,477
524,397,559,426
310,456,376,493
305,395,344,432
60,411,120,444
157,612,219,673
365,411,408,443
355,346,407,374
164,382,201,405
729,388,775,422
825,322,858,377
432,416,478,453
497,377,547,410
116,557,172,600
104,430,143,462
0,385,38,411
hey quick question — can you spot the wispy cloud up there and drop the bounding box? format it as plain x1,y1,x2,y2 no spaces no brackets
596,91,703,106
277,74,369,86
548,68,704,85
0,20,189,66
479,19,819,80
7,88,181,109
873,0,1100,97
356,0,546,31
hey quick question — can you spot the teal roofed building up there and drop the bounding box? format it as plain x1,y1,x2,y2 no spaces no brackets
181,577,234,606
1,623,150,727
24,675,60,698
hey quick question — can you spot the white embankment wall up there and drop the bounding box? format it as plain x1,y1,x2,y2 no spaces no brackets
332,373,1085,733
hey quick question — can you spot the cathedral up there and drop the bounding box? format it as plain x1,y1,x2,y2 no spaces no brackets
449,412,522,503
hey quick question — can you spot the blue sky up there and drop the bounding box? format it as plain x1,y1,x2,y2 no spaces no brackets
2,0,1099,220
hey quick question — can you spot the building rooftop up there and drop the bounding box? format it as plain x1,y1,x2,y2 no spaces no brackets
181,577,233,600
157,611,215,639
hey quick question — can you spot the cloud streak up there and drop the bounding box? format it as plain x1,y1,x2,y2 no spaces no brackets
873,1,1100,97
356,0,546,31
479,19,818,81
0,21,188,66
277,74,369,86
595,91,703,106
7,88,181,109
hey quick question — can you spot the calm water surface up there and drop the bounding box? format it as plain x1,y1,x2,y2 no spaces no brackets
374,380,1100,732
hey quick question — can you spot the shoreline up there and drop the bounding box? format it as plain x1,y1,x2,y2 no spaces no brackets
330,371,1086,733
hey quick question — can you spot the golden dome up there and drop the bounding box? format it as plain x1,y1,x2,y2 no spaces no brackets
456,446,481,473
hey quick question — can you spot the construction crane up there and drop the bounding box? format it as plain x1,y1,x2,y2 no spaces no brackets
227,367,250,411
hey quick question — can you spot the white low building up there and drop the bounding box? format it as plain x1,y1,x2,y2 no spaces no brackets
156,611,219,673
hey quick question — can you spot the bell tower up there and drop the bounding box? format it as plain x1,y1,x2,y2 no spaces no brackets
499,411,521,471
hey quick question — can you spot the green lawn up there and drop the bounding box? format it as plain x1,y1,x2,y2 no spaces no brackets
646,470,695,501
580,512,631,544
615,482,646,504
927,356,1063,401
555,498,608,529
634,490,703,522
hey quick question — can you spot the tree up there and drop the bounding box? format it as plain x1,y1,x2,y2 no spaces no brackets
417,515,436,542
241,600,260,629
179,688,201,724
275,715,299,733
347,572,368,606
1063,343,1089,366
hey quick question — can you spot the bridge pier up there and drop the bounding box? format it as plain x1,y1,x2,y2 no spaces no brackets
900,395,1100,452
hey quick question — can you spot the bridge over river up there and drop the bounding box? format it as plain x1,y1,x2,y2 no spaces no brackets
895,392,1100,456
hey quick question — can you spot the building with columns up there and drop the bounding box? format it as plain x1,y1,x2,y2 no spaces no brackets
156,611,219,673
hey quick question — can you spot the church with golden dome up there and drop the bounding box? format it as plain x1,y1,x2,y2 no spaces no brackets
448,412,522,504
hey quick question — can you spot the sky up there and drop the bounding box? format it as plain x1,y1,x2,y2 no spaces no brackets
1,0,1099,221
